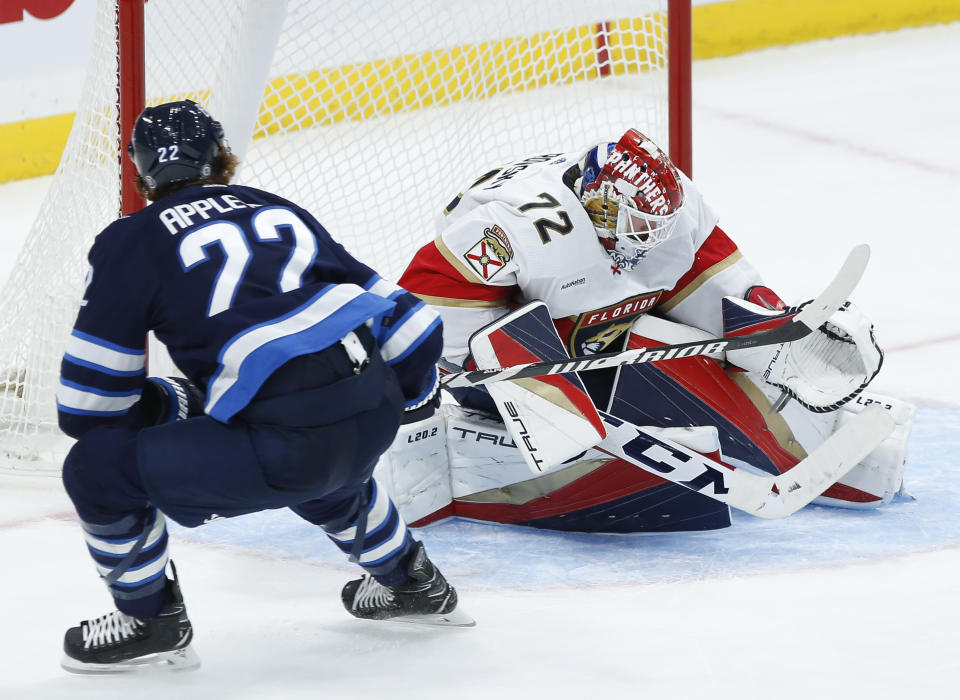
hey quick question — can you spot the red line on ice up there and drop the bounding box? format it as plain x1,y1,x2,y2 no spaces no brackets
0,511,74,530
697,105,960,179
885,333,960,353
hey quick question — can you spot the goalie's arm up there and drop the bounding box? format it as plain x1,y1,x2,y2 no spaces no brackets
440,244,871,389
656,225,773,337
399,207,523,367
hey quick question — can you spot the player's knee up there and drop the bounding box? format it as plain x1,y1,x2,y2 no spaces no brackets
62,426,146,517
61,446,88,508
62,430,110,506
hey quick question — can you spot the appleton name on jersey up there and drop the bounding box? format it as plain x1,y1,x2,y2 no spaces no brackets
399,150,767,364
57,183,441,438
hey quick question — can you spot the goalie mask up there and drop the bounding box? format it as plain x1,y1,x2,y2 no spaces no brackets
580,129,684,270
127,100,228,191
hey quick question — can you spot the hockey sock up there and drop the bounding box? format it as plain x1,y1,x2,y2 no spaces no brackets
81,507,172,619
321,478,417,586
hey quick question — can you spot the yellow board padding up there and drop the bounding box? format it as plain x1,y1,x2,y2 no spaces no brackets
693,0,960,58
255,18,663,134
4,1,960,183
0,113,74,183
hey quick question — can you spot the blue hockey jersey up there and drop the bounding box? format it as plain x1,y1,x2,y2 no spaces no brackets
57,183,441,438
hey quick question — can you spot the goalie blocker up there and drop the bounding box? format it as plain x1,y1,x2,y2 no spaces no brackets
374,300,913,532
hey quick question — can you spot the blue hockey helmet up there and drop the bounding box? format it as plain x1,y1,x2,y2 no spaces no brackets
127,100,227,190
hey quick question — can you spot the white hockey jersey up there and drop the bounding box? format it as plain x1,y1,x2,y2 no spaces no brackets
399,149,768,365
387,147,914,527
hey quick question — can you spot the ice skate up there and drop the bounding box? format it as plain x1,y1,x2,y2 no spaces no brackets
342,542,475,627
61,566,199,673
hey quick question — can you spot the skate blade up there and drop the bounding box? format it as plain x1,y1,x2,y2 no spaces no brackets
60,645,200,674
386,607,476,627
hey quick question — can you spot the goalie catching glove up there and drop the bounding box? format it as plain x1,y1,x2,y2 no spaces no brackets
723,296,883,412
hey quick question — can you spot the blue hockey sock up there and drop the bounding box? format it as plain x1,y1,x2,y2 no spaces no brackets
81,507,172,618
323,478,417,584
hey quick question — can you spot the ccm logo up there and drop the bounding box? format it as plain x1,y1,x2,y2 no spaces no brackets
1,1,73,24
626,432,731,496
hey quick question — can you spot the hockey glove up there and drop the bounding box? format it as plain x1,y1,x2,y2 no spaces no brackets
723,297,883,412
139,376,206,426
403,388,441,425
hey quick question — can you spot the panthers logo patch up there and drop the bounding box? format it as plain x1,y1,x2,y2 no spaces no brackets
568,291,663,356
464,225,513,281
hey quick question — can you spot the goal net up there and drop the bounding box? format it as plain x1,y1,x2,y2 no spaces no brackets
0,0,690,472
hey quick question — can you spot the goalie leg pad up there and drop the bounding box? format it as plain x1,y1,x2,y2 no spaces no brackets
445,404,538,499
616,313,909,510
812,392,915,508
740,375,916,507
373,404,454,527
611,322,801,478
445,404,731,532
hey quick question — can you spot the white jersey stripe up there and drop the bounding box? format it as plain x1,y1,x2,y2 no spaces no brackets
365,275,401,298
205,284,394,421
380,304,441,363
65,331,146,374
56,380,140,414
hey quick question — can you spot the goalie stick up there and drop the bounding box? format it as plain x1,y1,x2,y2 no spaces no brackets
440,244,871,390
596,404,895,519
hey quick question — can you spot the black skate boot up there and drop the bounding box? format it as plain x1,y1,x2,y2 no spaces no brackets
61,563,199,673
341,542,474,626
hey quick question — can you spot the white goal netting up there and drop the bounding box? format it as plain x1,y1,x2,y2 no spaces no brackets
0,0,679,472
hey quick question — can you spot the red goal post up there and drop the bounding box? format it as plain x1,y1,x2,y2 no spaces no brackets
0,0,692,473
115,0,693,217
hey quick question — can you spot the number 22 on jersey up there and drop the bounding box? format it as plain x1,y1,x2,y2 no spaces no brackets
177,206,317,317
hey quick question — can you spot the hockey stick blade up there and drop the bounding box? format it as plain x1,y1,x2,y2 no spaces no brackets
595,403,894,519
440,244,870,389
725,242,870,350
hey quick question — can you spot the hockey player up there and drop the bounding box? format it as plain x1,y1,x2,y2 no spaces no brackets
56,100,470,673
379,128,914,533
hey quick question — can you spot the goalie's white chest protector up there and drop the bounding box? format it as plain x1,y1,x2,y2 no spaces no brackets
436,151,717,355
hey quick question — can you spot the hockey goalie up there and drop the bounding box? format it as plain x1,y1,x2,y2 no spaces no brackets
376,128,915,533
